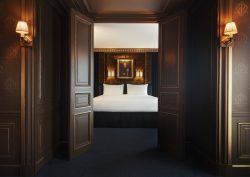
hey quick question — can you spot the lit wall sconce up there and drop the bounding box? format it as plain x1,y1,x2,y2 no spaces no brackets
16,21,32,47
107,69,115,78
136,70,143,79
140,71,143,77
221,22,238,47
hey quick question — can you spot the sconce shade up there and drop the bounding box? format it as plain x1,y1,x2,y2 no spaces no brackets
139,71,143,77
136,71,140,77
224,22,238,36
107,70,115,77
16,21,29,37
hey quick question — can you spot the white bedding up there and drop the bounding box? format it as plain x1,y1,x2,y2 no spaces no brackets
93,95,158,112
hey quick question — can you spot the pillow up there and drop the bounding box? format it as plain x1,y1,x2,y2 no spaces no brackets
127,84,148,95
103,84,124,96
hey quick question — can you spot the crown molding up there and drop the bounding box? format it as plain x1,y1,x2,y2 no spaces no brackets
94,48,158,53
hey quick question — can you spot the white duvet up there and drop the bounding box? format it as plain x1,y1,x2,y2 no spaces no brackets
93,95,158,112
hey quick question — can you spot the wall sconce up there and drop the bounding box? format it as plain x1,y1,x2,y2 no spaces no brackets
136,70,143,79
16,21,32,47
107,70,115,78
221,22,238,47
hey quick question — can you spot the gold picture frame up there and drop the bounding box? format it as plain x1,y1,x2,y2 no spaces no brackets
117,59,134,79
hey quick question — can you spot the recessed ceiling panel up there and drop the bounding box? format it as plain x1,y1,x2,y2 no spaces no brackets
94,23,159,48
85,0,168,14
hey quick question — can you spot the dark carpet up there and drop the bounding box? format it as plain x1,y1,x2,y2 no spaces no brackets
34,128,218,177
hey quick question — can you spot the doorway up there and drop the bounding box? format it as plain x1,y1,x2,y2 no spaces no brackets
23,2,187,176
93,23,159,129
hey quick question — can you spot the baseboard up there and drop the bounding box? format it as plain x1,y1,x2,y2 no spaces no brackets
0,164,20,176
221,165,250,177
36,149,53,172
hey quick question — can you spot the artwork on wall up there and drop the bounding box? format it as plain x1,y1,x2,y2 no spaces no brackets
117,59,134,79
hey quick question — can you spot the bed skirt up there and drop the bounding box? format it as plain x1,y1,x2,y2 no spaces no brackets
94,112,158,128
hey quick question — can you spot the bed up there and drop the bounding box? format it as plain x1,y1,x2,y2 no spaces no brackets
93,84,158,128
94,95,158,112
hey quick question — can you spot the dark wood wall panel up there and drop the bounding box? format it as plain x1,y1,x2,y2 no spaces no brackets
238,123,250,159
232,0,250,166
160,92,179,110
0,0,21,114
94,52,158,96
232,113,250,164
159,112,179,152
75,93,90,108
158,12,185,158
73,112,91,151
75,18,91,86
161,17,180,88
34,0,64,172
0,0,21,175
69,9,93,160
186,0,218,169
0,116,20,164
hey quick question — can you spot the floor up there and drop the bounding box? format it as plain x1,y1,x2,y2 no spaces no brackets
34,128,217,177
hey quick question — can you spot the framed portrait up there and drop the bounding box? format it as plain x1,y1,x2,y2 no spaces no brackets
117,59,134,79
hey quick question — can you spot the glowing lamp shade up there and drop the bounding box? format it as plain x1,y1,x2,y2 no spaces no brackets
16,21,29,37
136,71,140,77
139,71,143,77
224,22,238,36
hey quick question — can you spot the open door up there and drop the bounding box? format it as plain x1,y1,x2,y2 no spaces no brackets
158,12,186,159
68,9,94,160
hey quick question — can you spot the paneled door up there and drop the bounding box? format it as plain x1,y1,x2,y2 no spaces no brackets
158,12,186,159
68,9,94,160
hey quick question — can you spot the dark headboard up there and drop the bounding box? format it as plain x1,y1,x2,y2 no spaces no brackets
94,52,158,97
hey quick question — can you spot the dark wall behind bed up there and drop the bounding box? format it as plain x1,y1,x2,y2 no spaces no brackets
94,52,158,97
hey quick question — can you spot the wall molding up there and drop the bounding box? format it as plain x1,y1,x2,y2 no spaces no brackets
94,48,158,53
232,112,250,117
0,111,20,117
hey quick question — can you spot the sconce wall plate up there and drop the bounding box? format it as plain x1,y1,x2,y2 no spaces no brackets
19,35,33,47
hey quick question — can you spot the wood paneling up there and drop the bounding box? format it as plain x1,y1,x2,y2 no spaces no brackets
0,123,15,158
75,93,90,108
231,0,250,169
0,116,20,164
0,0,21,115
33,0,65,172
160,17,180,88
158,12,186,159
94,52,159,96
0,0,22,175
73,112,91,150
232,0,250,114
186,0,218,171
75,17,91,86
232,115,250,164
69,9,93,160
160,92,179,110
0,114,20,176
238,123,250,159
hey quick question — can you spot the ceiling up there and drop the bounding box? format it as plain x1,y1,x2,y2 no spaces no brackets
84,0,169,14
94,23,159,48
58,0,193,21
